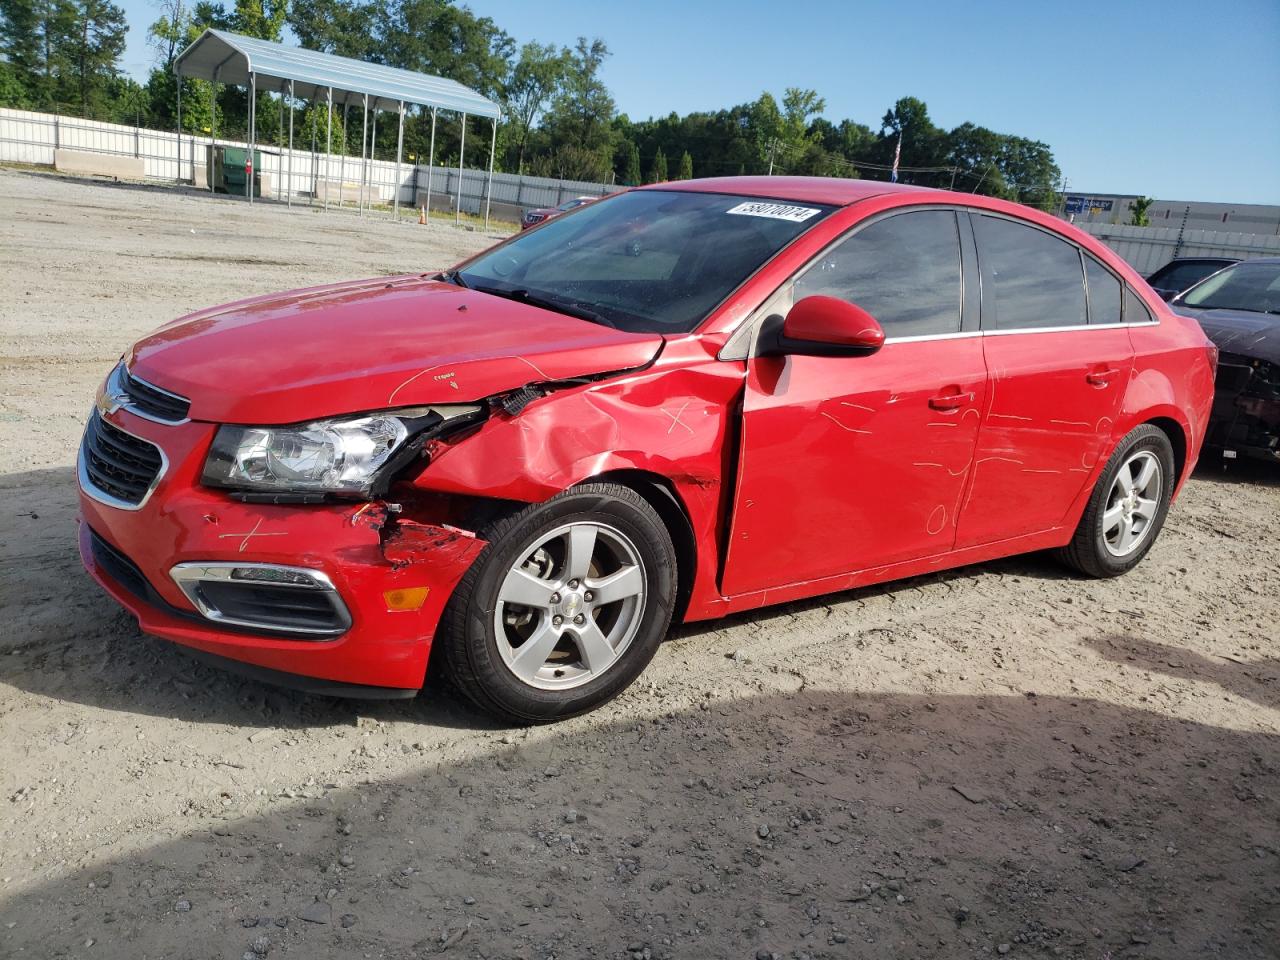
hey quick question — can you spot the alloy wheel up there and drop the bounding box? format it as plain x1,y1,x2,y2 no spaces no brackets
493,521,647,690
1101,450,1163,557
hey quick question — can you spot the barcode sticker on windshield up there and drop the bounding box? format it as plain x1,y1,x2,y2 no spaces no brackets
726,201,821,222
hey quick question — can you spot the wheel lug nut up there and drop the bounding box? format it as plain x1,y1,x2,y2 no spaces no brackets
573,614,585,625
550,592,561,604
552,615,563,626
583,591,593,602
568,579,579,589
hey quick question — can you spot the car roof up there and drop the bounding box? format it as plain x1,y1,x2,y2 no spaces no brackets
641,176,932,206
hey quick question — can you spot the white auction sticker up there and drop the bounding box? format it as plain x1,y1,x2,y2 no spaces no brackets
726,201,822,222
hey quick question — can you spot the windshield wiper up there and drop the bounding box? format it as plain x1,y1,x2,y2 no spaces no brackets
471,284,613,327
440,270,470,289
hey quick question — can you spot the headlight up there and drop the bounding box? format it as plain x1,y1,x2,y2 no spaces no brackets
201,406,481,496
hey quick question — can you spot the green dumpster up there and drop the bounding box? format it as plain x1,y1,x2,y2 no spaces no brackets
206,145,263,197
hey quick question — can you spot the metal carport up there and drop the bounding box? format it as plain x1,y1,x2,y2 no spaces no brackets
173,28,503,225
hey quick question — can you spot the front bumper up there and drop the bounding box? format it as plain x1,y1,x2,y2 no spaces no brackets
1206,354,1280,463
77,407,485,693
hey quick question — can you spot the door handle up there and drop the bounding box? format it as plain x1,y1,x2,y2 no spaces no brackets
929,390,973,411
1086,367,1123,386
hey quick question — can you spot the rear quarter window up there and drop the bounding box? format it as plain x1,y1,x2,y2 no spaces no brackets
1085,256,1123,325
1124,287,1155,325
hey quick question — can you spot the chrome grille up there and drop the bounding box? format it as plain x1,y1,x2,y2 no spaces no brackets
80,413,166,508
120,367,190,422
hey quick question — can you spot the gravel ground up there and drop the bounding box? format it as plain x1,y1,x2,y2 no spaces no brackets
0,168,1277,960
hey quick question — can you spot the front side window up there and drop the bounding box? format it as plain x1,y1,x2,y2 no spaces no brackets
976,215,1087,330
459,190,834,334
1085,255,1122,325
793,210,963,338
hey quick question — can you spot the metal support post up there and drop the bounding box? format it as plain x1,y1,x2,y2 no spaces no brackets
287,81,294,208
484,118,496,230
175,79,182,182
359,94,368,216
247,71,256,202
425,107,437,221
368,100,377,213
394,101,404,220
456,112,467,225
340,100,349,207
209,76,217,193
324,88,333,210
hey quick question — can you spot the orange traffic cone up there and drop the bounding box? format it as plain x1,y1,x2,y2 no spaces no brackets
418,205,426,225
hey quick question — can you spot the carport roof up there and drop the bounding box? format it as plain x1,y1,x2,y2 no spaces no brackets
173,29,501,119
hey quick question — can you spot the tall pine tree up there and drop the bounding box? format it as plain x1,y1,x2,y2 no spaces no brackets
677,150,692,180
622,140,640,185
648,147,667,184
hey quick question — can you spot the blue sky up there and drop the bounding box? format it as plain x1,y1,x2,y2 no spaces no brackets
116,0,1280,204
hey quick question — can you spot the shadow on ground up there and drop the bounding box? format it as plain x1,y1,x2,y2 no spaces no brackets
1085,634,1278,710
1192,455,1280,487
0,689,1276,959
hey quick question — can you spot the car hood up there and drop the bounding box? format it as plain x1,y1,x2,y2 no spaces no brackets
126,275,664,424
1174,305,1280,365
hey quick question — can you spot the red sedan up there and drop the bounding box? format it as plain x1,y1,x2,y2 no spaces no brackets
78,178,1217,722
520,195,595,229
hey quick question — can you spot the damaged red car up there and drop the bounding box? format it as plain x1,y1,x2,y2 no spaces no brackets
79,177,1217,722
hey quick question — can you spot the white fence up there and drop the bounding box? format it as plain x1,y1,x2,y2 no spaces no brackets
0,107,620,217
1075,222,1280,274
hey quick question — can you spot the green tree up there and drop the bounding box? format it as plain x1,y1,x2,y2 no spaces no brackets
1129,196,1154,226
543,36,614,154
648,146,667,183
143,0,227,133
677,149,692,180
0,0,44,105
64,0,128,116
288,0,382,59
501,40,568,173
620,140,640,184
232,0,284,40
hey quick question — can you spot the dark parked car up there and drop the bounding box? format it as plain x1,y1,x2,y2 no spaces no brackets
520,196,595,230
1147,257,1238,301
1171,257,1280,464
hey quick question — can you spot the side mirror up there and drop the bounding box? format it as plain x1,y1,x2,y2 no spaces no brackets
759,295,885,358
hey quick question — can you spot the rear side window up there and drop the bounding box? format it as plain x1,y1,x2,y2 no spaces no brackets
1149,260,1230,292
1084,255,1122,324
793,210,962,338
1124,287,1154,325
976,215,1087,330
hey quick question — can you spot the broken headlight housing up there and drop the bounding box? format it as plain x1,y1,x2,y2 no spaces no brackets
201,406,481,497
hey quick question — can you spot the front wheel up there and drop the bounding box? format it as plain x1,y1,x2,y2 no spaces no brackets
1056,424,1177,577
436,483,677,723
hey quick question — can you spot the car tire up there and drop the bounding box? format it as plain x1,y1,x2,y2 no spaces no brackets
1057,424,1177,578
437,483,677,724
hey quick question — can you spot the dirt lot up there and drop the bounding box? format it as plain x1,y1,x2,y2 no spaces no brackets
0,168,1277,960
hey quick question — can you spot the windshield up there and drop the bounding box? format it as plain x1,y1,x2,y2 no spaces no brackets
1180,260,1280,314
459,190,835,333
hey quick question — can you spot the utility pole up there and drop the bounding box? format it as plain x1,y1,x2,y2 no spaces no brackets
767,139,776,175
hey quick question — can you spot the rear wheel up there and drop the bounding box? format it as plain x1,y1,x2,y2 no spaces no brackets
437,483,677,723
1057,424,1176,577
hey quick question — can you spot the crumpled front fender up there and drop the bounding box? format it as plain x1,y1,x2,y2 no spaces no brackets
410,350,744,620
